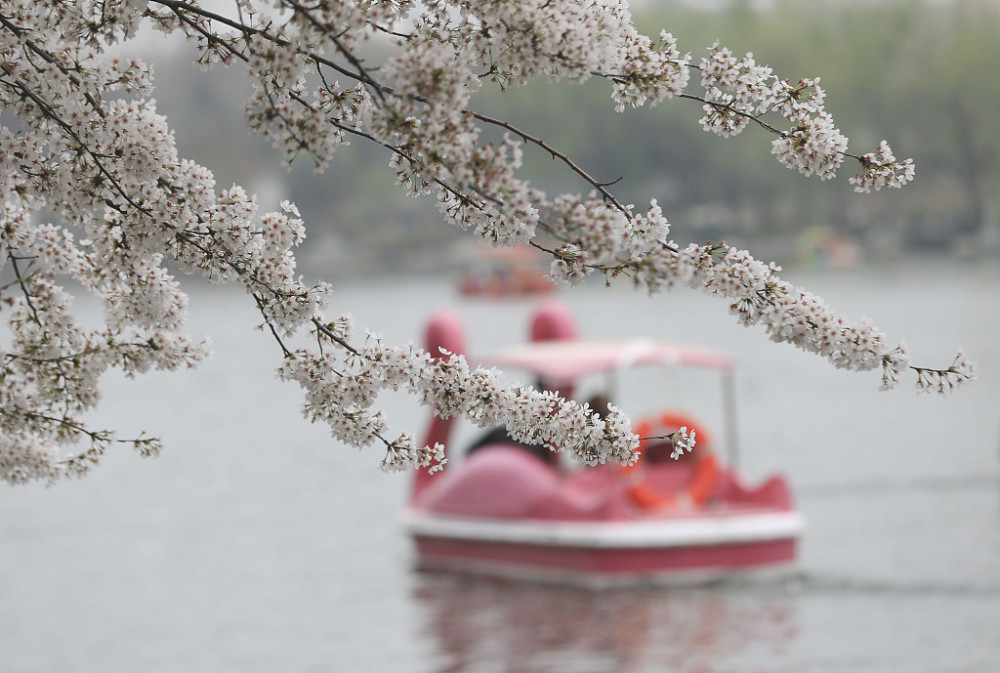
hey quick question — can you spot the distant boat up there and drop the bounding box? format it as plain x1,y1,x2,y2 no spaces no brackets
797,226,862,268
457,243,554,297
404,301,804,587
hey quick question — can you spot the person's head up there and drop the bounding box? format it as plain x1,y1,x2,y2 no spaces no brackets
585,393,611,418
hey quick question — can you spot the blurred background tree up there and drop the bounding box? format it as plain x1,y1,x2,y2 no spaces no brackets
149,0,1000,276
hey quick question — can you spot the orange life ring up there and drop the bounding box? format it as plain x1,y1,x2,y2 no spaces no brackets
623,411,721,511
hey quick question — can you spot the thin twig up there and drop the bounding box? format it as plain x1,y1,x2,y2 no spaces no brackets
471,111,630,216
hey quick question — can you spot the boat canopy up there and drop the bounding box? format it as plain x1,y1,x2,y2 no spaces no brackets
480,338,735,381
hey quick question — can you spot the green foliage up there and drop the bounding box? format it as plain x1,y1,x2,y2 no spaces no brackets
154,1,1000,268
477,0,1000,255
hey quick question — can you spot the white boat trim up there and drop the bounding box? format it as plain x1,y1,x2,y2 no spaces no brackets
403,509,805,549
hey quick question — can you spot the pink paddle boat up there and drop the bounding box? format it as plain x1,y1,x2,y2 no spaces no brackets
404,301,804,586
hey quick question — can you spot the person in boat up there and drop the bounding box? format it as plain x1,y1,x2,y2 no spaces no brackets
585,393,611,422
464,376,560,466
464,380,598,468
465,425,556,466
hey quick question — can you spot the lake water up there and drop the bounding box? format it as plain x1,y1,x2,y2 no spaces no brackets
2,259,998,673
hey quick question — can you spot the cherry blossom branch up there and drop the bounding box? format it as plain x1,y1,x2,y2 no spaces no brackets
0,0,971,487
7,253,41,326
279,0,387,101
151,0,390,98
0,63,153,217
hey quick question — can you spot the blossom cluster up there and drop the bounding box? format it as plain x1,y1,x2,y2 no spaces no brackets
913,351,976,395
611,30,691,112
849,140,917,193
451,0,644,87
372,45,539,246
669,427,696,460
0,0,969,485
541,196,672,285
696,42,895,183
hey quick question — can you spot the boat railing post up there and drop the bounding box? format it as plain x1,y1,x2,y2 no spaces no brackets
722,370,740,470
605,370,619,407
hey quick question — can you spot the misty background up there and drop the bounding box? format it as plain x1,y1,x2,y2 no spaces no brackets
143,0,1000,279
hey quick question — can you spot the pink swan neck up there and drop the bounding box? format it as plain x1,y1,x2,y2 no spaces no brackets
412,310,467,504
529,300,578,398
530,299,578,342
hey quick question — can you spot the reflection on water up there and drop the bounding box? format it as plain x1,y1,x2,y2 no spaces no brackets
413,572,799,673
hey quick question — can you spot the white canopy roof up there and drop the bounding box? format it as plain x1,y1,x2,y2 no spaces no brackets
480,338,735,381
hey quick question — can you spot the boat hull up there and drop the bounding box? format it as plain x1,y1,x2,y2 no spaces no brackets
405,509,804,587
